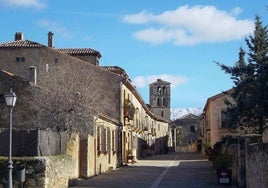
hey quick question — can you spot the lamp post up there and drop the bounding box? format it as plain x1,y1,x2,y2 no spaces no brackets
5,89,17,188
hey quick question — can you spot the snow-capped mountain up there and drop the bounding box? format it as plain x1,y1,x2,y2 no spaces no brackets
170,108,203,120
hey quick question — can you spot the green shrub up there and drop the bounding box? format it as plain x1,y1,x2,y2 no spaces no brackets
212,151,233,170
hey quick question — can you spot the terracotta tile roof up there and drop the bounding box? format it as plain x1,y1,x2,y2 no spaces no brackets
0,40,45,48
150,78,171,86
57,48,101,58
0,39,101,58
101,66,129,79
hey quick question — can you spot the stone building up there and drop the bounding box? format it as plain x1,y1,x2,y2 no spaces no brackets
172,113,201,152
149,79,171,122
200,89,237,147
0,32,171,184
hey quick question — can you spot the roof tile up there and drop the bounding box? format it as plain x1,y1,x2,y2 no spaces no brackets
57,48,101,58
0,40,45,48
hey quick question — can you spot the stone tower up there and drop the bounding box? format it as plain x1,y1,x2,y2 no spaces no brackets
149,79,171,121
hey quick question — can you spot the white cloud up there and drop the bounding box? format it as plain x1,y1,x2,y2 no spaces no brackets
132,74,188,88
123,10,154,24
230,7,242,17
1,0,46,9
38,20,73,39
123,5,254,46
132,76,147,88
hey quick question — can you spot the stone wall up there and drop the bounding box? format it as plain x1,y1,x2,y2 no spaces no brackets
0,46,122,122
0,155,77,188
246,143,268,188
0,129,38,156
0,129,73,157
0,132,79,188
0,70,97,138
225,135,267,187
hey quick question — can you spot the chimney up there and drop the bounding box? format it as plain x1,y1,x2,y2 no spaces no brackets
15,32,24,41
48,31,54,48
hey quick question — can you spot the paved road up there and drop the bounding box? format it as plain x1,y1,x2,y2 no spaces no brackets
70,152,237,188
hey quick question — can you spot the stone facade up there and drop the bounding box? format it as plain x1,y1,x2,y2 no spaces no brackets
149,79,171,122
173,114,201,152
0,35,123,178
121,81,170,162
226,135,267,188
246,143,268,188
201,89,236,147
0,133,79,188
0,45,122,122
0,129,74,157
0,156,77,188
90,117,119,176
0,32,171,184
0,70,97,136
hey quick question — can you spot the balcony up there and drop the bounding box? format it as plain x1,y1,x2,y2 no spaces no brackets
124,99,135,120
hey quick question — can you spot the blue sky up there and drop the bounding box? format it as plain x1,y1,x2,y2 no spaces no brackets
0,0,267,109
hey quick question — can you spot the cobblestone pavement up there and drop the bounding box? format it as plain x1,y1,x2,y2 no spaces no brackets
70,152,238,188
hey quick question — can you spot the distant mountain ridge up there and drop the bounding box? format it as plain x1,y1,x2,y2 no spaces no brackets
171,108,203,120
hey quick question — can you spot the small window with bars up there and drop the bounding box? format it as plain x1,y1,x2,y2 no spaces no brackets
16,57,25,62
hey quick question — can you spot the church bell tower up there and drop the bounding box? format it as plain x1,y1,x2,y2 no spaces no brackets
149,79,171,121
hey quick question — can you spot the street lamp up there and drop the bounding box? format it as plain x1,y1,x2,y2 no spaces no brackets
5,89,17,188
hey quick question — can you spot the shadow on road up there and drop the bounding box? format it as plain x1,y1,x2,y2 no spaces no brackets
71,152,237,188
141,152,207,161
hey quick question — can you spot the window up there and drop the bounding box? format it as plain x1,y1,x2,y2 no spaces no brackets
163,86,166,95
190,125,196,133
161,111,164,117
16,57,25,62
221,110,228,128
163,98,166,106
114,129,118,152
102,127,107,153
157,98,160,107
112,130,115,152
28,66,36,84
111,129,119,154
97,126,101,151
158,87,162,95
107,128,111,153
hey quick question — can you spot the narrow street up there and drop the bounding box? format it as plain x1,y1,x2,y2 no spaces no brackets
70,152,237,188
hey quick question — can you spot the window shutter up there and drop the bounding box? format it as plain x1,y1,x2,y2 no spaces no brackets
101,126,106,153
107,127,111,152
97,126,101,151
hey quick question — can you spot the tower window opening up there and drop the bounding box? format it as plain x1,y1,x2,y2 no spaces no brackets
163,98,166,106
158,87,162,95
163,86,166,95
190,125,196,133
157,98,160,107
